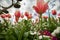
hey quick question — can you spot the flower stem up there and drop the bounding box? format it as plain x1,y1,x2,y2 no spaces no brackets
48,9,50,28
58,18,60,26
40,14,44,40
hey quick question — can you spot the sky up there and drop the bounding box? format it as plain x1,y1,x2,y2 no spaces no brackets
0,0,60,17
0,0,60,14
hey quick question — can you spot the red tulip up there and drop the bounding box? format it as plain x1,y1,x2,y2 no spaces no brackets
15,17,19,22
5,14,11,18
1,14,5,18
25,12,29,17
15,10,21,18
27,14,32,19
58,13,60,16
33,0,48,14
15,10,21,22
43,16,48,19
25,12,32,19
58,13,60,18
21,14,24,18
1,14,6,18
52,10,57,15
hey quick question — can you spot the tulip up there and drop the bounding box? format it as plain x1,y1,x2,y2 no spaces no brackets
1,14,6,18
15,17,19,22
58,13,60,18
43,16,48,22
5,14,11,18
21,14,24,18
33,0,48,14
15,10,21,22
43,16,48,19
25,12,32,19
52,10,57,15
58,13,60,16
33,1,48,39
15,10,21,18
27,14,32,19
0,14,11,21
25,12,29,17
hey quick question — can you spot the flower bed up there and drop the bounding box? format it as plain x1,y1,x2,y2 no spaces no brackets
0,0,60,40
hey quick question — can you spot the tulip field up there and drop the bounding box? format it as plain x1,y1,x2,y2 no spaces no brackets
0,0,60,40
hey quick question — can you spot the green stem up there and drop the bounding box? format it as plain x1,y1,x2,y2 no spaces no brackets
40,14,42,29
59,18,60,23
48,10,50,28
40,14,44,40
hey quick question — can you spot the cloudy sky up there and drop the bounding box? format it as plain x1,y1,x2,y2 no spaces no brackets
0,0,60,16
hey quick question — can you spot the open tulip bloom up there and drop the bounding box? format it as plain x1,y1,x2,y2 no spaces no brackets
33,0,48,14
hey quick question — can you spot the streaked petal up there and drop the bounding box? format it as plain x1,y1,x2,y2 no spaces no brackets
33,6,39,13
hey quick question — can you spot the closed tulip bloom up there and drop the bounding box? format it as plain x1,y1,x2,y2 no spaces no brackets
15,10,21,22
52,10,57,15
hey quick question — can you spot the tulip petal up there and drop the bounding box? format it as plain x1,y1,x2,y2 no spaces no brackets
33,6,39,13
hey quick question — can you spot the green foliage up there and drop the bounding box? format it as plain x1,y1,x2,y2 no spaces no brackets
0,17,60,40
0,20,39,40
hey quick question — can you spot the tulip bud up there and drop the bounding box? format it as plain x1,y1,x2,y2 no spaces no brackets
15,10,21,18
52,10,57,15
15,10,21,22
1,14,6,18
5,14,11,18
21,14,24,18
